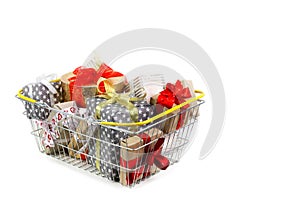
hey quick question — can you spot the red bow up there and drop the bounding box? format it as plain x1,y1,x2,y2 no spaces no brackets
68,63,124,107
120,133,169,185
157,80,192,109
157,80,192,129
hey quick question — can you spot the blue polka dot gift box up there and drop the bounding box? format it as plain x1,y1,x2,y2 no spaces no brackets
22,79,63,120
85,97,155,182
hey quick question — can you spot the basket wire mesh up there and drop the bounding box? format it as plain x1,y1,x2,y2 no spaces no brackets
17,94,204,187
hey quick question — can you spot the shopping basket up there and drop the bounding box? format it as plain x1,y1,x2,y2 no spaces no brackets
16,85,205,187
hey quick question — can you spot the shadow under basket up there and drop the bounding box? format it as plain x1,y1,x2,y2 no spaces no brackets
18,95,204,187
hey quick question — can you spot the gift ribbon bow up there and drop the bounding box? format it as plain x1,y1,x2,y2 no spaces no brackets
120,133,170,185
157,80,192,109
96,63,125,94
157,80,192,129
94,92,142,170
95,92,140,122
40,106,77,148
68,64,125,107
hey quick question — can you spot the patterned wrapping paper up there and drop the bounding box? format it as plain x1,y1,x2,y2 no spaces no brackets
86,97,106,169
23,81,63,120
44,137,69,155
86,97,107,117
85,97,155,182
41,101,78,154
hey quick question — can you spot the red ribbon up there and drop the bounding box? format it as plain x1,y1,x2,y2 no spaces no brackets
68,64,124,107
157,80,192,129
68,67,97,107
120,133,170,185
97,63,123,80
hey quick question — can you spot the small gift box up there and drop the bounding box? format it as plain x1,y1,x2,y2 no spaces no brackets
61,63,127,107
119,128,169,186
150,80,196,134
22,79,63,120
86,95,155,182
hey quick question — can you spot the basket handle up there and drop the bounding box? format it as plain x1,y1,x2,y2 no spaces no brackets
99,90,205,126
17,79,61,103
17,89,37,103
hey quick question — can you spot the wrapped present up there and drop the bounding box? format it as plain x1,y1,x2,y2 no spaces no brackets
85,97,106,168
150,80,195,134
119,128,169,185
125,74,165,102
150,98,180,134
86,97,107,117
40,101,78,154
87,94,155,182
86,124,101,165
180,80,198,119
68,120,89,159
22,77,63,120
61,63,127,107
61,67,97,107
51,102,89,158
35,120,68,155
96,63,127,94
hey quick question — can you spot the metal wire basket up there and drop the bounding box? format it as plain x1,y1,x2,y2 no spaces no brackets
16,87,205,187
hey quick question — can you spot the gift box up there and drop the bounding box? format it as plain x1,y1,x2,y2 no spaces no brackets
150,98,180,134
119,128,169,185
22,80,63,120
86,96,155,182
181,80,198,119
125,74,166,102
61,64,127,107
150,80,196,134
68,120,89,159
61,68,97,107
86,97,107,117
40,101,79,153
85,97,107,168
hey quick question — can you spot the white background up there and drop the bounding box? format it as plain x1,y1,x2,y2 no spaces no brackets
1,0,300,199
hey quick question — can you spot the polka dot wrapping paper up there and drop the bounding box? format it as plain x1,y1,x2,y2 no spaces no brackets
22,81,63,120
86,97,155,182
